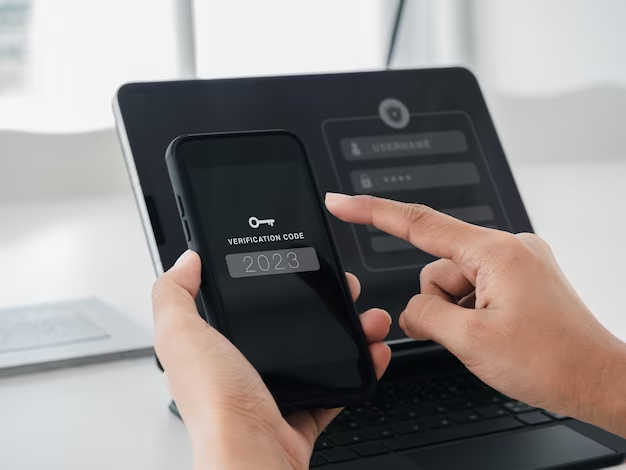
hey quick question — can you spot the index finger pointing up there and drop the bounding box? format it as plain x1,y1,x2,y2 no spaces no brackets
325,193,492,264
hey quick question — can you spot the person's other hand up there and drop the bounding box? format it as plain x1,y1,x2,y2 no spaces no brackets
152,250,391,470
326,193,626,437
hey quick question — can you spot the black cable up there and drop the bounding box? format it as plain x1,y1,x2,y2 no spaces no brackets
386,0,406,68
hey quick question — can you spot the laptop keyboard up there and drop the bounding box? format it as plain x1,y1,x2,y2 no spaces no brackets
312,369,569,466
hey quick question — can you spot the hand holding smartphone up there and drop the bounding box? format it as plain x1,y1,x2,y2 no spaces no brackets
165,131,377,411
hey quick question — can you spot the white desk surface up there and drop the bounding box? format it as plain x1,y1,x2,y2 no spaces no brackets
0,159,625,469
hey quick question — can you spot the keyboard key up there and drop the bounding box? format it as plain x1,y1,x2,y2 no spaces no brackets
415,404,438,416
318,447,358,463
473,393,504,406
448,411,483,424
477,405,509,419
390,421,422,435
384,416,524,451
329,431,365,446
445,399,475,412
310,453,327,467
326,421,360,433
356,411,386,425
351,442,390,457
361,426,394,440
420,415,453,429
516,411,553,425
313,439,334,451
388,407,419,421
543,411,569,420
503,401,536,413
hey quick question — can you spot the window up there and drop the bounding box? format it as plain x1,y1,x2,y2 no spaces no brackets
0,0,178,132
0,0,391,133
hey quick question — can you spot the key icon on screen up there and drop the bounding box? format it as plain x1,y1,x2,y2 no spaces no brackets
249,217,276,229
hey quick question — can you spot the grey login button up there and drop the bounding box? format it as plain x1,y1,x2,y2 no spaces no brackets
341,131,468,161
351,162,480,194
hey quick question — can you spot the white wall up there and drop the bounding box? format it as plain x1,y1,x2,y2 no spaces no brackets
469,0,626,163
0,129,129,202
391,0,626,163
473,0,626,96
490,87,626,163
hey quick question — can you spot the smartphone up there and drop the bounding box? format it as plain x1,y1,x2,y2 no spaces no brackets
165,130,377,411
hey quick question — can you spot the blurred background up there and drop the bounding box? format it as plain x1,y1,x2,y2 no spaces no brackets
1,0,625,200
1,3,626,466
1,0,625,327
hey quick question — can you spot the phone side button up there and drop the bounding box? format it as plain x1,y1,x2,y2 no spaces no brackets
177,195,185,217
183,220,192,241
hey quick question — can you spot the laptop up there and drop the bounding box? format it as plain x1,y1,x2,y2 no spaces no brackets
113,68,626,469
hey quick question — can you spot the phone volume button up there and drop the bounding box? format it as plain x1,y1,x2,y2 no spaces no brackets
183,220,192,242
177,195,185,217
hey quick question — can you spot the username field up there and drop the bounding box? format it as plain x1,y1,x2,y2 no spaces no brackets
341,131,468,161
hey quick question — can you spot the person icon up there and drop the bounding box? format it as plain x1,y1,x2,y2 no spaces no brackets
351,142,362,157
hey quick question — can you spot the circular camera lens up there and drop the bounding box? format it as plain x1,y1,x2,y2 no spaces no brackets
379,98,410,129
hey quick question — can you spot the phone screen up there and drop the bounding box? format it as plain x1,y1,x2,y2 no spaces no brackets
177,133,374,404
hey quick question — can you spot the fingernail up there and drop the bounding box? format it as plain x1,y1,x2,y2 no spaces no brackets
174,249,192,267
325,192,353,208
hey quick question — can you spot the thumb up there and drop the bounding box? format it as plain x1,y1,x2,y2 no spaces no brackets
161,250,202,299
152,250,202,327
400,294,474,355
152,250,211,372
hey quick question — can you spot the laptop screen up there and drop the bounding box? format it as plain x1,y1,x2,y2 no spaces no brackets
114,68,533,345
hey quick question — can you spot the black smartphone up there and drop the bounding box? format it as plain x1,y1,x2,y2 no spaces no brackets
165,130,377,411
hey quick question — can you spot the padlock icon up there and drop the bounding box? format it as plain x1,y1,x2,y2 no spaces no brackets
351,142,362,157
360,173,373,190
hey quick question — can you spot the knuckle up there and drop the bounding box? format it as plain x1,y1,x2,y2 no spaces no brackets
463,315,489,341
517,232,553,254
405,203,435,228
419,259,456,293
516,232,539,243
360,194,377,205
484,232,528,264
419,262,438,282
491,231,520,250
401,203,438,242
405,294,423,315
405,294,442,327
